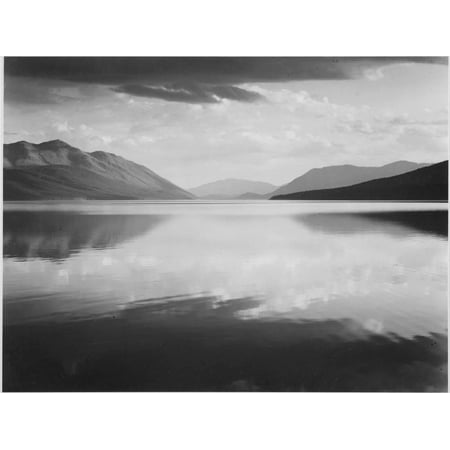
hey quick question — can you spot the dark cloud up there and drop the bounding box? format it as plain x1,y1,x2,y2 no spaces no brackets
113,83,263,103
4,57,447,104
208,85,263,102
4,76,87,105
5,57,446,84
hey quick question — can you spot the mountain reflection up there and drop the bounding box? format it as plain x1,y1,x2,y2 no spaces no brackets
3,211,167,260
296,210,448,238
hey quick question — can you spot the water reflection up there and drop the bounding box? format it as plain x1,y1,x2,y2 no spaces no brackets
4,294,447,392
3,202,448,391
3,211,167,260
297,210,448,238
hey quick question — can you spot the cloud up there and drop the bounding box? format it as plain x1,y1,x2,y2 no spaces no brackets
335,109,448,140
336,118,375,135
363,67,385,81
5,57,447,104
3,76,110,106
5,57,446,84
3,77,72,105
52,121,74,133
396,126,448,154
377,113,448,128
113,83,264,104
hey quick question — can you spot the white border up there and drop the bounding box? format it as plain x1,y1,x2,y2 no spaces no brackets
1,1,449,449
0,0,449,56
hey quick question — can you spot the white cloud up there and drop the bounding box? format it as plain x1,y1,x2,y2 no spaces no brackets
52,120,74,133
363,67,385,81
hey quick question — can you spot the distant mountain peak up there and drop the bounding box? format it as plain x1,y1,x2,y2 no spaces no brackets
381,160,428,168
190,178,278,199
313,164,357,170
219,177,264,183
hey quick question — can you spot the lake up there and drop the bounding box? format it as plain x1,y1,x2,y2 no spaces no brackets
2,201,448,391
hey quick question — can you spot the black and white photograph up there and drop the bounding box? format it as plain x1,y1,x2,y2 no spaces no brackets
1,2,449,447
2,56,448,393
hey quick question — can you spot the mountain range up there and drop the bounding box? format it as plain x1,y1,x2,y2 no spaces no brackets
3,140,194,200
189,178,277,199
270,161,430,197
271,161,448,201
189,161,432,199
3,140,447,202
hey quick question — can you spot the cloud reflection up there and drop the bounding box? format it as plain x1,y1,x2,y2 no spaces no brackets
3,207,447,340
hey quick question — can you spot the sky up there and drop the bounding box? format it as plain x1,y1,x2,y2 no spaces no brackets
4,57,448,188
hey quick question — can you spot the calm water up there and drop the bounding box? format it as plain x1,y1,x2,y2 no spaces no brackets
3,201,448,391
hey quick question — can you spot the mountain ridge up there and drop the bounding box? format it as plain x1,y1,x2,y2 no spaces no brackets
271,160,431,197
271,161,448,201
3,140,194,200
189,178,277,199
